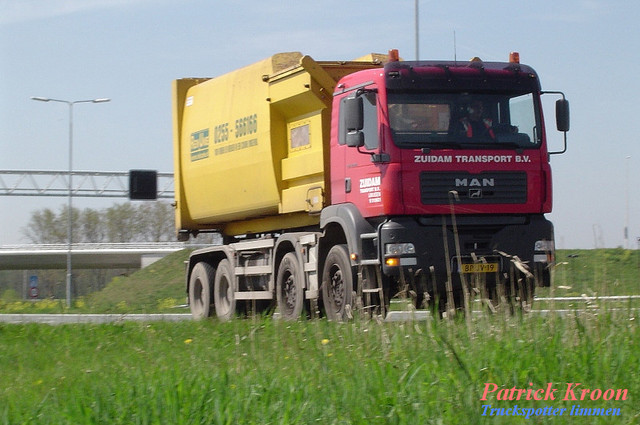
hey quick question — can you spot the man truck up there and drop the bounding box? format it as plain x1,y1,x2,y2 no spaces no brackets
171,50,569,320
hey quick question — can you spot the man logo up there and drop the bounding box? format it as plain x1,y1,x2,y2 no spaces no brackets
468,189,483,198
455,178,495,187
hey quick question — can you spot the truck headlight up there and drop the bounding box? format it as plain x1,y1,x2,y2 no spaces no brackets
534,240,555,263
534,240,554,251
385,243,416,255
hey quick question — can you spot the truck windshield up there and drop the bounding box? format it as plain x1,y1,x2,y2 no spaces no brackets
388,92,541,149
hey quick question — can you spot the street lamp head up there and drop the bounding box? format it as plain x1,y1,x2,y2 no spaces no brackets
31,97,111,104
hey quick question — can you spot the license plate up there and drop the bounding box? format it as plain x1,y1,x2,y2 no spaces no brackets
461,263,498,273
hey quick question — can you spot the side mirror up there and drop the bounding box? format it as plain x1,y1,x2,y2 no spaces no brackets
344,96,364,132
346,131,364,148
343,96,364,148
556,99,570,132
543,91,570,155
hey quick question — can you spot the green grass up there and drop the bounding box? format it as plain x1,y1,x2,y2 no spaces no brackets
1,313,638,424
548,249,640,296
535,249,640,310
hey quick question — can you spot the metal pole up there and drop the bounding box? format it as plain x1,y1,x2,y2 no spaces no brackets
415,0,419,60
625,155,631,249
67,103,73,307
23,270,27,300
31,97,110,307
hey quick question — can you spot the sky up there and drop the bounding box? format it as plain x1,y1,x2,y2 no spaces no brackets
0,0,638,249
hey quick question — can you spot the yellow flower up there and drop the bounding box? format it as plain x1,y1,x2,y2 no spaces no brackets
184,338,193,344
321,339,330,345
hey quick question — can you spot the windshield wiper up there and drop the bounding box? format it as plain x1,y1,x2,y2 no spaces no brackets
491,141,530,151
426,141,465,149
398,139,531,151
398,141,464,150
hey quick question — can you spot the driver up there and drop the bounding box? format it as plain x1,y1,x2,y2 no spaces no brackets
454,100,495,140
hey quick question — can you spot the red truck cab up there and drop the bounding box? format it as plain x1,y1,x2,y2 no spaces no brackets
322,52,569,311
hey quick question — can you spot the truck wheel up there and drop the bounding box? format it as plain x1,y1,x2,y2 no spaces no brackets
214,259,236,321
276,252,304,320
322,244,353,321
189,262,215,319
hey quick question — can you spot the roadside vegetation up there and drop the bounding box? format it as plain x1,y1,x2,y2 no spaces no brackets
536,249,640,311
546,249,640,296
0,249,638,423
1,311,638,424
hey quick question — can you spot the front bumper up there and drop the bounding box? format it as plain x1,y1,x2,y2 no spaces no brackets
378,214,554,286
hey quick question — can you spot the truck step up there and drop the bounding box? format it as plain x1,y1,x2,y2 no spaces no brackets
362,288,383,293
235,265,271,276
230,239,275,251
359,259,380,266
234,291,273,300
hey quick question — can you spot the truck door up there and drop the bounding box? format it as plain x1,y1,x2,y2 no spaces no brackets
331,91,386,217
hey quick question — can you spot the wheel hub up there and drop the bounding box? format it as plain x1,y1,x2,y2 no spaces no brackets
330,268,344,308
283,274,297,311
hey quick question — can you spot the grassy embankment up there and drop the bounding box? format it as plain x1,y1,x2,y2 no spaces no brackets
0,249,190,314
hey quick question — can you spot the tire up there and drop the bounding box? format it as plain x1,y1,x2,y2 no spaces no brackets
276,252,304,320
321,244,354,321
188,262,215,319
214,259,236,321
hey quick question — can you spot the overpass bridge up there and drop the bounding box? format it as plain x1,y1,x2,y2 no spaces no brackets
0,242,191,270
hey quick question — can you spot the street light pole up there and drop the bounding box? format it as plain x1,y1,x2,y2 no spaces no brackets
625,155,631,249
415,0,419,61
31,97,110,307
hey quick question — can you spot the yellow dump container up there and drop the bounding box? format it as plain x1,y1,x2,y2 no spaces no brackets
173,52,382,236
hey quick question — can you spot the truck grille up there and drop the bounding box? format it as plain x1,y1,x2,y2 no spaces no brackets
420,172,527,204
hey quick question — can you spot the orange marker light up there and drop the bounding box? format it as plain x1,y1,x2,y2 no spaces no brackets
509,52,520,64
388,49,399,62
385,258,400,267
